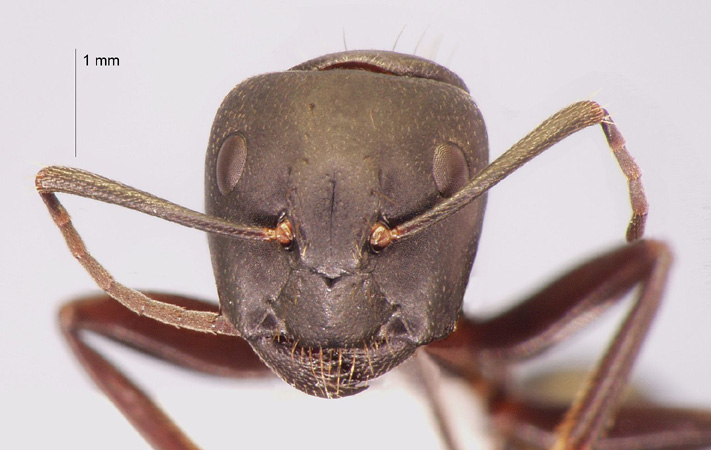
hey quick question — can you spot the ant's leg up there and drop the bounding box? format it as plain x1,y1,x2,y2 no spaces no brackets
428,240,711,449
60,292,271,450
409,350,464,450
495,400,711,449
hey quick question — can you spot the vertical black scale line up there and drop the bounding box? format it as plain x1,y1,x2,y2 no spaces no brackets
74,48,77,157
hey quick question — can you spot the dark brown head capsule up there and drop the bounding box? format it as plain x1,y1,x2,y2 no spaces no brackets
205,50,488,398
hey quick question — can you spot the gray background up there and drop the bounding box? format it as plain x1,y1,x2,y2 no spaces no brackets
3,1,711,448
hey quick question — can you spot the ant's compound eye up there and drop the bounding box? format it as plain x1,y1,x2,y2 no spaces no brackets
275,217,294,248
432,142,469,197
216,133,247,196
370,222,395,252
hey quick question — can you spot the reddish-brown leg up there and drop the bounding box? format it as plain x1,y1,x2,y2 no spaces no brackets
497,402,711,449
60,292,272,450
428,240,711,449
